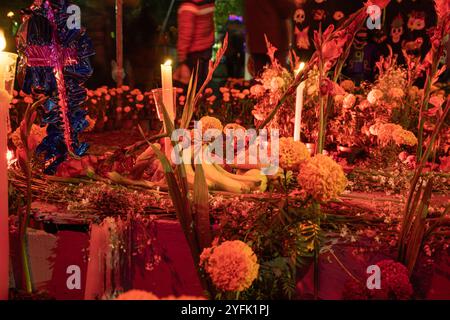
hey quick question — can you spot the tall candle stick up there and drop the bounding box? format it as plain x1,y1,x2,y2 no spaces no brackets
294,62,306,142
0,29,17,300
161,59,174,159
161,59,175,122
294,82,306,142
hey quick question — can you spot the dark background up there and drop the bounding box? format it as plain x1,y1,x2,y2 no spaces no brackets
0,0,440,89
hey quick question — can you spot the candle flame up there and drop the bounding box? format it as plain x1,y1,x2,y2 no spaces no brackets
295,62,305,75
0,30,6,52
163,59,172,67
7,150,15,168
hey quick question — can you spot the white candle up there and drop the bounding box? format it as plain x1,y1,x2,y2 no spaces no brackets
0,89,10,300
161,60,174,123
294,62,305,142
0,29,17,300
294,82,306,142
160,60,174,159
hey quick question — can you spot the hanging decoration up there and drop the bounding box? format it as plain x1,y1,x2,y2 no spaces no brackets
16,0,95,174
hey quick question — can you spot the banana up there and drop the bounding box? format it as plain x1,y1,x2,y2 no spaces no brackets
213,163,263,191
202,162,250,193
181,149,217,190
244,169,268,191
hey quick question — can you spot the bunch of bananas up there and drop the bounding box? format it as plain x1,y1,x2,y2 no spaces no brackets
182,151,267,194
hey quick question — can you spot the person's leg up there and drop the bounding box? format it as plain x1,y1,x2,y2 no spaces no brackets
187,49,212,85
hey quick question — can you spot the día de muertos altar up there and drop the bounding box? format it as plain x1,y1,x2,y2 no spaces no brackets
16,0,94,174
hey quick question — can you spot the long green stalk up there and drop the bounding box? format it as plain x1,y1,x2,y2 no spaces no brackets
21,160,33,294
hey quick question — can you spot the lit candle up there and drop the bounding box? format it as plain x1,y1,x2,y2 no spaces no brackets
0,29,17,300
160,59,174,159
161,59,175,123
294,62,305,142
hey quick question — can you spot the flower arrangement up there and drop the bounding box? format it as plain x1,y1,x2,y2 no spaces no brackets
250,40,295,137
370,123,418,147
200,240,259,292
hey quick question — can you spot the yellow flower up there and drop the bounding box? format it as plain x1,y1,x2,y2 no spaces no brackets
388,88,404,100
392,128,418,146
343,94,356,109
372,123,416,146
376,123,402,145
367,89,384,105
199,116,223,135
200,240,259,292
116,290,158,300
270,77,285,91
298,154,347,202
279,137,310,171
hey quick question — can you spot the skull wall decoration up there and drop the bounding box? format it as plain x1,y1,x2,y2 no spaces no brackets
391,26,403,43
294,9,306,24
390,15,404,44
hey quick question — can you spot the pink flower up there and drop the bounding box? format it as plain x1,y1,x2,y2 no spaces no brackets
429,95,445,108
24,96,33,104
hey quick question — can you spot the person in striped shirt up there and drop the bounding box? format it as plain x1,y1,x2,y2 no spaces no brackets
174,0,215,86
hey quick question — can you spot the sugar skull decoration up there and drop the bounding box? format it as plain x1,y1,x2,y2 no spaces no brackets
16,0,94,174
407,11,426,31
390,14,404,44
294,9,306,24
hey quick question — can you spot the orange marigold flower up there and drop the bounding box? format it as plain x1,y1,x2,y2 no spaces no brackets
298,154,347,202
199,116,223,135
279,137,310,171
200,240,259,292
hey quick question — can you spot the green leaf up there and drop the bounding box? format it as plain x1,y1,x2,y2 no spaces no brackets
193,163,212,250
180,68,199,130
